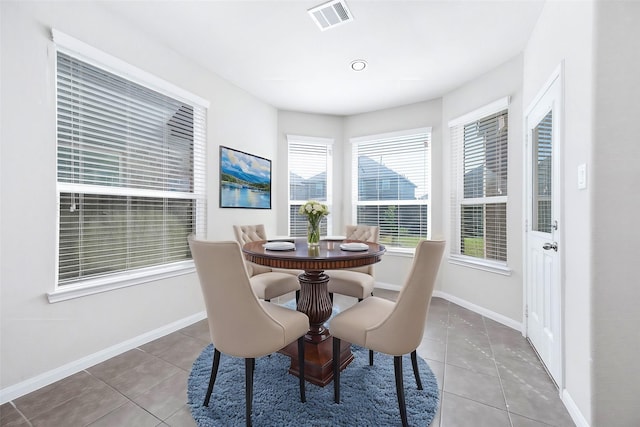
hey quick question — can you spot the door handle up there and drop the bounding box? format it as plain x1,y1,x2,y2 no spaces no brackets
542,242,558,252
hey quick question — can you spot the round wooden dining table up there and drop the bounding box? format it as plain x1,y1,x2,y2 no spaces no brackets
242,238,386,386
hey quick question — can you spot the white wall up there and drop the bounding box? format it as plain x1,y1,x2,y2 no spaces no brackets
278,69,527,319
276,111,344,236
591,2,640,426
7,3,636,424
440,55,525,323
208,85,279,241
523,2,594,424
277,102,443,291
342,99,444,231
342,100,443,289
0,1,278,398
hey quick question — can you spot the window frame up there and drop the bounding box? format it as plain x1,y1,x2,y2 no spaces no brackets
448,97,511,275
49,30,208,303
287,135,334,237
350,127,432,254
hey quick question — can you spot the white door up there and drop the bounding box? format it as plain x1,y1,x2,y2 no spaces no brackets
525,71,563,386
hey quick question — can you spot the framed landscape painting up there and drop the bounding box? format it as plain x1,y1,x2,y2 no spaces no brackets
219,146,272,209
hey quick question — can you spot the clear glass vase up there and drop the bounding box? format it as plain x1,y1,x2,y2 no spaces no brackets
307,218,321,247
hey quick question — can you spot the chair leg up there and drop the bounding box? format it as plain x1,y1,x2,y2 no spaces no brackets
204,348,221,406
394,356,409,427
333,337,341,403
245,358,254,427
369,349,374,366
411,350,423,390
298,336,306,403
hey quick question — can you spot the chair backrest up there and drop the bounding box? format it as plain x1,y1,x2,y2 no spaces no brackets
345,224,379,243
366,240,445,355
345,225,379,274
232,224,271,276
188,238,289,357
233,224,267,245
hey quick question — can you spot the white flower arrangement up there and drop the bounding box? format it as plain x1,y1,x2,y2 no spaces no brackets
298,200,329,222
299,200,328,246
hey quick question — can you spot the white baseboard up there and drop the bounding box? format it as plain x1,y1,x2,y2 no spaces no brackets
0,311,207,404
431,290,522,331
375,284,589,427
374,281,402,292
562,388,591,427
7,293,588,427
375,282,522,332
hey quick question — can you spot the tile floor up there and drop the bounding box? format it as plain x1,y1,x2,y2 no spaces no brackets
1,291,575,427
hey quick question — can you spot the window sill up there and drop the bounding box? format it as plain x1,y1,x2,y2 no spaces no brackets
448,255,511,276
48,261,196,303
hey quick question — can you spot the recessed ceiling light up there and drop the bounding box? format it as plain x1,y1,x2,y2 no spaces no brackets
350,59,367,72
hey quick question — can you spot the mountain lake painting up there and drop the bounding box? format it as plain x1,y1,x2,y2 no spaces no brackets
219,146,271,209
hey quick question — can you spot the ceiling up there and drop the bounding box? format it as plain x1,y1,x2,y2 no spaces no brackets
101,0,545,116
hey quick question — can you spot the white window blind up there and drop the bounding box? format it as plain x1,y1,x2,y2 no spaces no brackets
287,135,333,236
450,98,508,264
351,127,431,250
56,49,206,287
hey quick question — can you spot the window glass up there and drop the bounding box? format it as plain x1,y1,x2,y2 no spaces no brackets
288,137,333,236
351,128,431,249
56,51,206,286
533,111,553,233
451,105,508,263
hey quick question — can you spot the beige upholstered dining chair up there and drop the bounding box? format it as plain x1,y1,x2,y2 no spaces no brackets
188,238,309,427
326,224,379,301
330,240,445,427
233,224,300,302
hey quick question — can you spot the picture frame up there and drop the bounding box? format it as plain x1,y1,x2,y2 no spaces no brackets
219,145,272,209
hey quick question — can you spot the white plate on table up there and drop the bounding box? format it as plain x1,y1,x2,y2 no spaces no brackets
339,242,369,251
263,241,296,251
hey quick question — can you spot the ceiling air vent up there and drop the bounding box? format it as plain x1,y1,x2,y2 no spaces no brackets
308,0,353,31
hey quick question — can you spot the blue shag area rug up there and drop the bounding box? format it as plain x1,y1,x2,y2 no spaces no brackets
188,344,439,426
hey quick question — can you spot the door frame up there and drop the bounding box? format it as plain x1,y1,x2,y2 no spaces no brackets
523,63,565,391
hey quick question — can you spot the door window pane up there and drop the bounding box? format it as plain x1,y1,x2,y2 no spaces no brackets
533,111,553,233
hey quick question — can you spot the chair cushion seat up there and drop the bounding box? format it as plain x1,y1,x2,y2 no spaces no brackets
250,272,301,301
262,301,309,349
329,296,394,348
326,270,375,299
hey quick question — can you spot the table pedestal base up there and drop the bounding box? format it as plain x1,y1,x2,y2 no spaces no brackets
280,330,353,387
241,239,385,387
